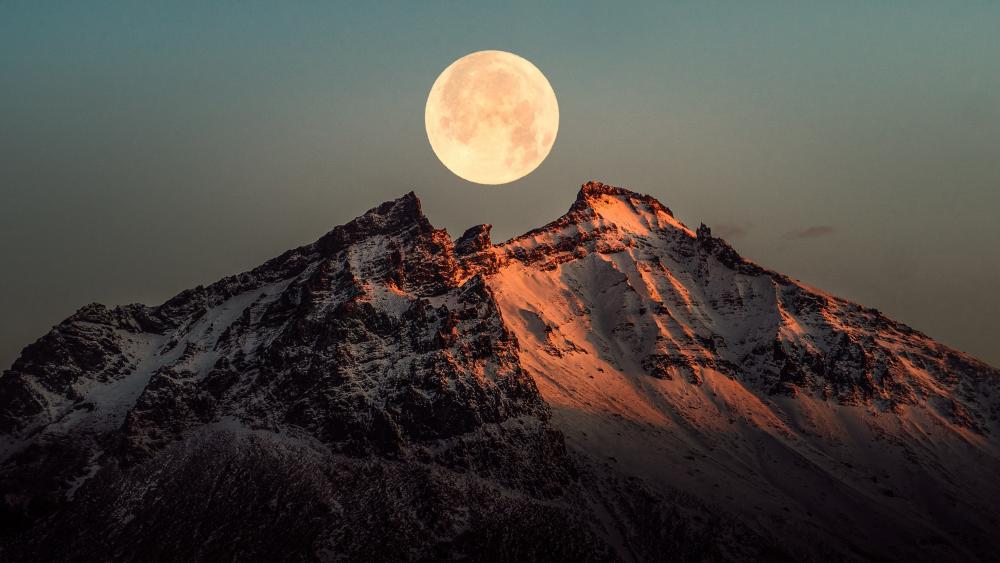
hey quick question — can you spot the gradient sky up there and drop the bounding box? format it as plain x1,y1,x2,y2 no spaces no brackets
2,2,998,369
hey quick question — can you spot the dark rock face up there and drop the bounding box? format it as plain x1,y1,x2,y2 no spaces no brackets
1,183,998,562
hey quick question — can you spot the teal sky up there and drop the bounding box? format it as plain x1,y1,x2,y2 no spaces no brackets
2,2,998,367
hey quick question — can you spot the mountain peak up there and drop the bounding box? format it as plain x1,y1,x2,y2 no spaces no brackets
573,180,676,219
361,190,425,226
315,191,431,255
576,180,632,199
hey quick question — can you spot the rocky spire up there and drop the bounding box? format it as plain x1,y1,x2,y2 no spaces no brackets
455,224,493,256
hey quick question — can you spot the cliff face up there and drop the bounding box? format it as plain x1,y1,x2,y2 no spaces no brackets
1,182,998,562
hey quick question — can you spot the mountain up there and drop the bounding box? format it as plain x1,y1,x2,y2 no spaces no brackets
1,181,998,562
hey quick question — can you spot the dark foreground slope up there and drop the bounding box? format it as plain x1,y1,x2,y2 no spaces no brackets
1,183,997,562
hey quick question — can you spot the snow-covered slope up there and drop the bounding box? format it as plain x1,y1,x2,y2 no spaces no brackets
1,182,997,562
490,182,1000,561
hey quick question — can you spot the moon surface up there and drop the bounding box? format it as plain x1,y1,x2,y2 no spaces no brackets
425,50,559,185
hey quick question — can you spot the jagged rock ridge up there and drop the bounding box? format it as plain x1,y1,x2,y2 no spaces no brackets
1,181,998,562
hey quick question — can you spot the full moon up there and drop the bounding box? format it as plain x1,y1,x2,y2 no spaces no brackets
425,50,559,185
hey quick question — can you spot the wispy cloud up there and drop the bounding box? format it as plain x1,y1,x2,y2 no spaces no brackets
784,225,836,240
713,223,748,239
